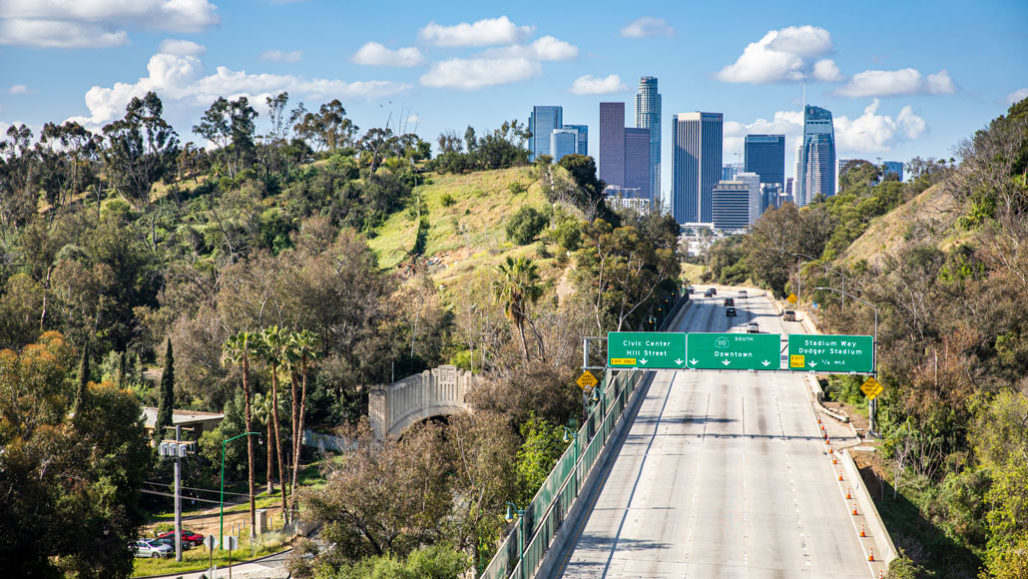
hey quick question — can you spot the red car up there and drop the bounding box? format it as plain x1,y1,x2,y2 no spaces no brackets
157,529,204,547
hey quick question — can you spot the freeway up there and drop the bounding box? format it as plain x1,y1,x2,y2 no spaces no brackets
559,288,871,578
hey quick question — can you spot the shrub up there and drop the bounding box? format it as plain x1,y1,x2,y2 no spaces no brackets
440,193,457,207
506,206,548,245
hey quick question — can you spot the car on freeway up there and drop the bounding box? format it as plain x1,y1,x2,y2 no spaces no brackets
783,310,797,321
746,322,760,333
725,307,737,317
686,286,694,294
157,529,204,548
704,288,715,297
738,290,748,298
130,539,173,558
723,297,735,306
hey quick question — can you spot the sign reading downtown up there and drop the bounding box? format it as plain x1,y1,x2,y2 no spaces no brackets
787,334,874,373
608,332,687,369
686,333,782,370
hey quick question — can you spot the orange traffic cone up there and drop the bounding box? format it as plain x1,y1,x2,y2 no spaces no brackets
860,525,866,537
846,488,852,499
833,456,838,464
817,418,822,424
838,472,844,481
852,503,859,515
868,548,875,562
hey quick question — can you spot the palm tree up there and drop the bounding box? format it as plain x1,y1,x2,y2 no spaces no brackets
259,326,290,524
221,331,259,541
288,330,320,513
493,255,542,362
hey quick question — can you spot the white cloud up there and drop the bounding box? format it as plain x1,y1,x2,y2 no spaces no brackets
835,68,955,98
716,25,835,84
620,17,674,38
352,42,425,67
0,19,128,48
261,49,303,63
8,84,30,95
724,101,926,161
0,0,219,47
1007,87,1028,104
481,36,578,61
67,42,409,127
569,74,628,95
811,59,842,82
419,16,533,47
420,57,541,90
159,39,206,56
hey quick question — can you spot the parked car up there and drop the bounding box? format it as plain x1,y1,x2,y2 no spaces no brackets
723,297,735,306
783,310,797,321
704,288,715,297
130,539,173,558
157,529,204,548
725,307,737,317
746,322,760,333
152,536,192,551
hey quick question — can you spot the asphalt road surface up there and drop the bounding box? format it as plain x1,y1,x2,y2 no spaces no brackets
559,288,870,578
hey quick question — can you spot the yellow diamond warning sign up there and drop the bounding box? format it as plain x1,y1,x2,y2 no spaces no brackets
576,371,598,389
787,293,798,304
860,377,883,400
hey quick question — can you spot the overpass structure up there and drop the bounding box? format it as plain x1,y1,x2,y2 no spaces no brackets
368,365,475,440
483,290,892,578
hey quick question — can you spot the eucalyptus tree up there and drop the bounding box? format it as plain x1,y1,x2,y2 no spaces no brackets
101,91,178,207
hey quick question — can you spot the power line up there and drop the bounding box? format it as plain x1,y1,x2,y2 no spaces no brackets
143,481,249,498
141,489,222,505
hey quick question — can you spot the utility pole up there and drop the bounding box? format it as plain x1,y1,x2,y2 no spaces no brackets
173,425,182,562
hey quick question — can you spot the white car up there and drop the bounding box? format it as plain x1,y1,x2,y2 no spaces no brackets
746,322,760,334
130,539,173,558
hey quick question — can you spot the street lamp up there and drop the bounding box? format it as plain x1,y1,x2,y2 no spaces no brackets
794,253,849,304
814,286,880,437
221,432,260,550
504,502,526,579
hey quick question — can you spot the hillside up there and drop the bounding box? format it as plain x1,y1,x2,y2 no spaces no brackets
840,182,965,268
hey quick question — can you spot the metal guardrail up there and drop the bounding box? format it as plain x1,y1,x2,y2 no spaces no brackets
480,370,643,579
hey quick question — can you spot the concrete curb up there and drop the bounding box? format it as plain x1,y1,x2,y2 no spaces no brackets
132,548,293,579
840,448,898,569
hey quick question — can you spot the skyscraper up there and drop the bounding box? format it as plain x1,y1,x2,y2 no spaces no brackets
599,102,626,188
563,124,589,156
635,77,661,206
672,112,723,223
744,134,785,186
624,128,651,199
528,106,563,161
550,129,579,163
794,105,835,206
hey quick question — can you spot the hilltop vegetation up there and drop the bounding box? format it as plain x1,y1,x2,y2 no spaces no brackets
0,92,684,576
707,98,1028,577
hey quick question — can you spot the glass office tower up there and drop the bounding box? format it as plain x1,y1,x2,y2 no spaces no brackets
599,102,626,187
528,106,563,161
744,134,786,187
672,112,723,223
794,105,835,206
635,77,662,206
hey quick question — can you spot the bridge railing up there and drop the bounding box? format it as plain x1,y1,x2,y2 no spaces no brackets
480,369,643,579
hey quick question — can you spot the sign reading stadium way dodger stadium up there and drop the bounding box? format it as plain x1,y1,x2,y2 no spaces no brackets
607,332,687,369
788,334,874,373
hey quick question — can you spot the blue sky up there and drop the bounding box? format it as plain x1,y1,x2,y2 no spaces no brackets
2,0,1026,194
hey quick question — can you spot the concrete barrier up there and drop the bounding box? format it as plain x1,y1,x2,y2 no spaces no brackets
840,448,897,565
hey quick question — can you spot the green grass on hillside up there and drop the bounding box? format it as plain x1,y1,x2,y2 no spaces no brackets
368,166,548,270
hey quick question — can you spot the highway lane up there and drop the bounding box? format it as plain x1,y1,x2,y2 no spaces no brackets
559,288,869,578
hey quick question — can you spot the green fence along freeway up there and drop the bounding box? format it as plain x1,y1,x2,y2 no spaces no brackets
608,332,687,369
787,334,874,373
686,332,782,370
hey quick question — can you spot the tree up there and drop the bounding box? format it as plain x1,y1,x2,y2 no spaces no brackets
288,329,320,512
493,256,542,362
505,206,548,245
193,96,259,177
259,325,290,523
153,339,174,444
221,331,260,540
101,91,178,206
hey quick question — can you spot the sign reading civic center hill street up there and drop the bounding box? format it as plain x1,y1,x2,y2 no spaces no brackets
607,332,687,369
788,334,874,373
686,333,782,370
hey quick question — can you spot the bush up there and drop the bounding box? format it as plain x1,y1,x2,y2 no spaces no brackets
505,206,548,245
440,193,456,207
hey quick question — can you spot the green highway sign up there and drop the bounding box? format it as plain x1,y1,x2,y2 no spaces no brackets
686,333,782,370
608,332,687,369
788,334,874,373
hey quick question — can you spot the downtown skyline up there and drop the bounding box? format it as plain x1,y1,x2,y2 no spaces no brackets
1,1,1026,197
